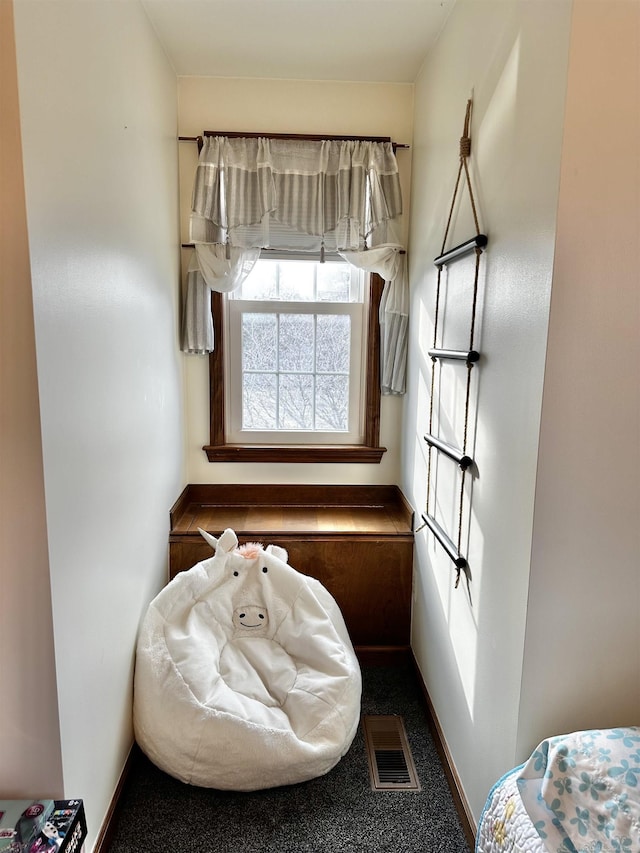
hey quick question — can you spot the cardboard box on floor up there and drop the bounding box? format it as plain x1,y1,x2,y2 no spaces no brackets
0,800,86,853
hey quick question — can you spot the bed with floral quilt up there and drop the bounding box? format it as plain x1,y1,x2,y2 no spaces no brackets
476,727,640,853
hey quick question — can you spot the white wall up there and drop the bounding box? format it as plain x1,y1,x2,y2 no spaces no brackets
0,0,63,797
178,76,413,486
12,0,184,846
518,0,640,752
403,0,572,821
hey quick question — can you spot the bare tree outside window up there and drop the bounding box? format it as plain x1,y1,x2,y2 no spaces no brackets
241,311,351,431
228,258,364,445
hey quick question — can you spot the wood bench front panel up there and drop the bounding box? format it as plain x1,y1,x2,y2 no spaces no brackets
169,534,413,647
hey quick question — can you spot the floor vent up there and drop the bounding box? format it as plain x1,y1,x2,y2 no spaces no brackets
363,714,420,791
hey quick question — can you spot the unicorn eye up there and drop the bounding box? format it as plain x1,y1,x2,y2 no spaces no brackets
259,614,264,619
233,571,239,577
239,613,245,619
262,567,268,573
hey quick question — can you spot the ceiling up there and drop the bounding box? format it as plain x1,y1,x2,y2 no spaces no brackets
141,0,456,83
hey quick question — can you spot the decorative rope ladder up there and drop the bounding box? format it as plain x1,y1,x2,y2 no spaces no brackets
418,100,487,589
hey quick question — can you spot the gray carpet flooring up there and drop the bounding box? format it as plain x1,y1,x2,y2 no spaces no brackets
107,663,472,852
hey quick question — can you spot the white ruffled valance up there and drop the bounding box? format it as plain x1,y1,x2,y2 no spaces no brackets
190,136,402,252
182,135,408,395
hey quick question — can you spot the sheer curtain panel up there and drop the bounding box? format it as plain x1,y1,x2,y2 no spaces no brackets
340,246,409,395
181,246,259,353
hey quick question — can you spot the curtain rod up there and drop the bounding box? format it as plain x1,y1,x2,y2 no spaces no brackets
181,242,406,255
178,132,410,151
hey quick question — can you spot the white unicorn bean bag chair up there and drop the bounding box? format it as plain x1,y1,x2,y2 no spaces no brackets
133,528,362,790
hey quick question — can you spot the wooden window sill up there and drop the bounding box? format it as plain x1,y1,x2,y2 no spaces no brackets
203,444,387,463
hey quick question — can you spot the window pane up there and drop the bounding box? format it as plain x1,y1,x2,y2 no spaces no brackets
227,259,366,444
242,373,277,429
238,260,278,300
316,315,350,373
279,314,314,372
242,313,277,371
317,263,351,302
278,261,315,301
279,374,314,429
315,375,349,431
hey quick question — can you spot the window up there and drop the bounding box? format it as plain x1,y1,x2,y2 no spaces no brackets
226,258,364,445
204,259,386,463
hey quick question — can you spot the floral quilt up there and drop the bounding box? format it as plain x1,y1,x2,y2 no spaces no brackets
477,728,640,853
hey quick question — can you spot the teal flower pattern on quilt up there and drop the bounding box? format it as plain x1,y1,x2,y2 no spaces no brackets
554,776,574,796
556,745,579,772
608,760,639,788
549,798,566,821
595,812,614,838
533,819,548,839
532,745,549,773
569,806,590,836
605,792,630,820
514,728,640,853
607,729,640,748
611,836,632,853
578,771,607,800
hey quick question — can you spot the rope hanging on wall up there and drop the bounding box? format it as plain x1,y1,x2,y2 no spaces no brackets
418,98,488,589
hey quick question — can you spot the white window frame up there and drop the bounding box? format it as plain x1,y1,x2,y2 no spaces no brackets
224,256,368,446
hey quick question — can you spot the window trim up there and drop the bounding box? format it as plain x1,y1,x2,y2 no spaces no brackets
203,273,386,463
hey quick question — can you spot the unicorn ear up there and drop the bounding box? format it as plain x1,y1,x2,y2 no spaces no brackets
266,544,288,564
218,528,238,553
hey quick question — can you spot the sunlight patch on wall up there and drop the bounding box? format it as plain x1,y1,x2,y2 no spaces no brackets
415,264,481,722
476,36,521,199
414,239,483,720
413,367,430,507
